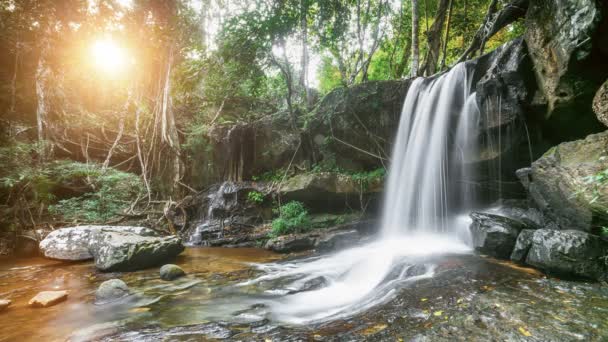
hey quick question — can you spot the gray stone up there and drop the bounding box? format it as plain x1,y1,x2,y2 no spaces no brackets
525,229,608,280
593,80,608,127
469,212,527,259
0,299,11,311
90,231,184,272
265,235,316,253
315,229,360,252
160,264,186,281
524,131,608,232
510,229,536,263
29,291,68,308
95,279,129,304
39,226,157,261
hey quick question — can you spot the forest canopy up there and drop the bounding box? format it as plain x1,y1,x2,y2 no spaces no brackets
0,0,525,230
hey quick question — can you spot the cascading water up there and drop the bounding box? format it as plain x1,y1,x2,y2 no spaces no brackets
215,63,482,324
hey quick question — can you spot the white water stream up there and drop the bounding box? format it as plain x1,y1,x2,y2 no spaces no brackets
239,63,482,324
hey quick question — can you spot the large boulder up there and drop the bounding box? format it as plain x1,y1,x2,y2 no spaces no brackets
39,226,157,261
525,229,608,280
90,231,184,272
525,0,607,138
469,212,528,259
519,131,608,232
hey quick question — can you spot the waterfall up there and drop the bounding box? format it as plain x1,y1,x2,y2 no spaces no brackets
237,63,480,324
381,62,479,237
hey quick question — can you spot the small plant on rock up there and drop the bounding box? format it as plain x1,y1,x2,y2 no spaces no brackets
271,201,311,236
247,190,265,204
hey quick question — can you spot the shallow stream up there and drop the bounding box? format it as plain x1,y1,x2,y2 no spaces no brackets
1,246,607,341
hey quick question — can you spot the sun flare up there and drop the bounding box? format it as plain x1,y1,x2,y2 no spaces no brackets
90,38,130,74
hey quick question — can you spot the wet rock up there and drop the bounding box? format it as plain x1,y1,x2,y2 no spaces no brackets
469,212,526,259
265,235,316,253
510,229,536,263
593,80,608,127
160,264,186,281
315,229,360,252
0,299,11,311
39,226,158,261
90,231,184,272
523,131,608,232
308,79,410,171
29,290,68,308
525,229,608,280
95,279,129,304
525,0,607,121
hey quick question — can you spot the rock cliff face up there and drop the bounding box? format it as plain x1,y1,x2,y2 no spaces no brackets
524,0,608,141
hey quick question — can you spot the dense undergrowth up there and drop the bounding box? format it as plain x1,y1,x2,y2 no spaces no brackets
0,142,144,232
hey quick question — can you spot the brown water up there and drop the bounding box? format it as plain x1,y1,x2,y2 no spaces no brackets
0,248,282,342
1,249,607,341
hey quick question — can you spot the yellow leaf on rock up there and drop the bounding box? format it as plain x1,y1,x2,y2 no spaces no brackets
420,298,428,302
433,311,443,317
518,327,532,337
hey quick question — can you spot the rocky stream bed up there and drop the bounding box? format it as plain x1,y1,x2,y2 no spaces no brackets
1,247,607,341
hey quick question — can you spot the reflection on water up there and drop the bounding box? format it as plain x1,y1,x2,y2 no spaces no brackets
1,247,608,341
0,248,282,341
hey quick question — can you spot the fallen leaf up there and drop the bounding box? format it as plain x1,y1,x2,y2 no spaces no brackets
420,298,428,302
518,327,532,337
433,311,443,317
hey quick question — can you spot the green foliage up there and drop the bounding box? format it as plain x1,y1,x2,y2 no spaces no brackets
271,201,311,236
252,169,286,182
247,190,265,204
0,144,143,225
47,162,143,223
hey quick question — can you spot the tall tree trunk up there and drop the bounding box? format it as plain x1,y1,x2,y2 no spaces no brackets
35,37,51,158
410,0,420,77
10,42,20,113
440,0,454,70
160,46,183,196
421,0,449,76
299,0,311,108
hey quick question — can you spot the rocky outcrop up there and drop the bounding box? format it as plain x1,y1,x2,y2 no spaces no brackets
518,131,608,232
593,80,608,127
469,212,529,258
307,80,411,171
29,291,68,308
95,279,130,304
39,226,158,261
90,231,184,272
160,264,186,281
525,0,607,138
39,226,184,272
525,229,608,280
265,223,366,253
279,172,382,212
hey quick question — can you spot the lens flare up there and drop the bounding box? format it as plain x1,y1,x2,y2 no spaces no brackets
90,38,129,74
